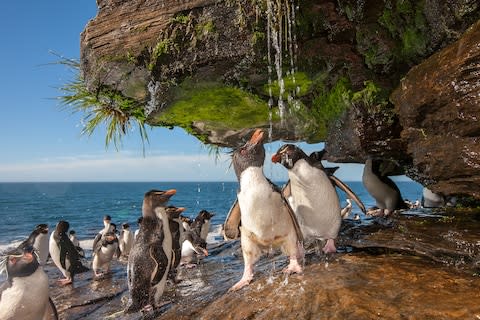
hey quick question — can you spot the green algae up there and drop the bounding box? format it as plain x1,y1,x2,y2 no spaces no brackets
263,72,313,98
153,82,274,141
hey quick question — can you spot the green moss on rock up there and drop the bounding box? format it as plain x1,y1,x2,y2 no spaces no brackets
153,82,274,139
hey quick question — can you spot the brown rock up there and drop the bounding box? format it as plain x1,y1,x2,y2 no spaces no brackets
391,21,480,198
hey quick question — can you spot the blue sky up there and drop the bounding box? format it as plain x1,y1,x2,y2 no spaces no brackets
0,2,378,182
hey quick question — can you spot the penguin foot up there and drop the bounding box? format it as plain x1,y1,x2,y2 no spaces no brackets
229,277,252,292
322,239,337,254
57,278,72,285
283,258,303,275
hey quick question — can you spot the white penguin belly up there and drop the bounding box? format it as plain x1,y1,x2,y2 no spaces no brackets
0,268,49,320
363,173,398,209
33,233,49,266
48,233,69,278
238,168,294,242
289,160,341,240
94,243,117,270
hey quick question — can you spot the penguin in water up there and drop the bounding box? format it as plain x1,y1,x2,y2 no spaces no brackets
0,246,58,320
271,144,365,253
49,220,89,285
362,157,408,216
17,224,49,266
92,231,119,278
125,189,176,314
225,129,304,291
119,223,134,258
191,209,215,242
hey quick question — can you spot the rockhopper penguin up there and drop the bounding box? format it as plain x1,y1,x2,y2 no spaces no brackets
0,246,58,320
226,129,304,291
125,189,176,314
17,223,49,266
49,220,89,285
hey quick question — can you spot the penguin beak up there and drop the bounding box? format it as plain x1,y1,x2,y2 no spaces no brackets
164,189,176,197
271,153,281,163
176,207,186,213
248,129,264,146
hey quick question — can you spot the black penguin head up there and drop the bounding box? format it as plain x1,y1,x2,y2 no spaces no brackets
142,189,176,218
55,220,70,235
195,209,215,222
165,206,185,220
0,246,39,280
271,144,308,169
35,224,48,234
232,129,266,180
122,223,130,229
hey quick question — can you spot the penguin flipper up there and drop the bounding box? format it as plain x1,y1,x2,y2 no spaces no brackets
223,198,241,240
149,245,168,286
329,175,366,214
279,191,304,244
92,233,102,254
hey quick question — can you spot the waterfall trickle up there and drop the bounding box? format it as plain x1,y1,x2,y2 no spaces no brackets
265,0,299,130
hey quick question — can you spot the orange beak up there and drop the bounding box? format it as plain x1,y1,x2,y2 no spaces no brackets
249,129,264,145
271,153,281,163
164,189,176,196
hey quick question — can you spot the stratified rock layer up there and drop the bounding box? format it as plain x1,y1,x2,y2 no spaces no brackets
391,21,480,198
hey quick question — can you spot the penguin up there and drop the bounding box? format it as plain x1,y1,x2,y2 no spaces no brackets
125,189,176,314
340,199,353,219
362,157,408,216
92,215,114,254
119,223,134,258
191,209,215,242
180,215,192,232
134,217,143,240
226,129,304,291
68,230,85,258
421,187,445,208
0,246,58,320
17,224,49,266
92,231,119,277
49,220,89,285
271,144,365,253
180,228,208,268
165,206,186,279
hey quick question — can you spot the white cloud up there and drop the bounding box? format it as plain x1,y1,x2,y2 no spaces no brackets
0,153,237,182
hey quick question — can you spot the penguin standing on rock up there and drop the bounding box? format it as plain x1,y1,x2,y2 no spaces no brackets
119,223,134,258
17,224,49,266
92,231,119,278
272,144,365,253
165,206,187,279
362,157,408,216
225,129,304,291
191,209,215,242
125,189,176,314
49,220,89,285
0,246,58,320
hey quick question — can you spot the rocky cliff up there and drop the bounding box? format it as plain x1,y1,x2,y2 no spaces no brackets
79,0,480,199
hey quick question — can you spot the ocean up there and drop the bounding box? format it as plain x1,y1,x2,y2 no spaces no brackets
0,180,423,250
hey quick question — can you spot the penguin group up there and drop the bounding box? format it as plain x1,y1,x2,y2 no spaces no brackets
125,189,212,314
223,129,423,291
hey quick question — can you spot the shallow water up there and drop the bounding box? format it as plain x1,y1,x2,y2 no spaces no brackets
42,207,480,320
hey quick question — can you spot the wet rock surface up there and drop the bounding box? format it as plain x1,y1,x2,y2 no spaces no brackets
47,209,480,319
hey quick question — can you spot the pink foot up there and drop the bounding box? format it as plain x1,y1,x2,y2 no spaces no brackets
57,278,72,285
229,277,252,292
229,266,254,292
283,257,302,274
322,239,337,254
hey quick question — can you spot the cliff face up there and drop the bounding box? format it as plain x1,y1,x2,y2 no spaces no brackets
79,0,480,199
